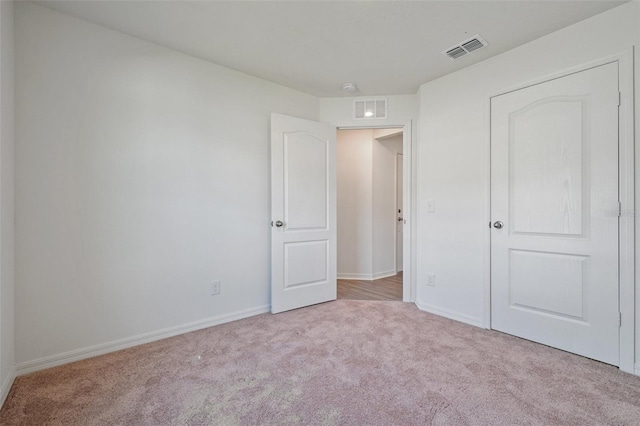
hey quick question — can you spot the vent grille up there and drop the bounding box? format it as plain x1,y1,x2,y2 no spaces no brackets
461,38,484,53
354,98,387,119
445,46,467,59
443,35,488,60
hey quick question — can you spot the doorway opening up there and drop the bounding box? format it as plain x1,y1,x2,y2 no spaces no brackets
336,128,404,301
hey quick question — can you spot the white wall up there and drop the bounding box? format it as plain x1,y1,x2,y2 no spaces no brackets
378,134,404,273
336,129,402,280
378,133,403,158
337,129,373,277
14,2,319,370
373,134,402,277
416,1,639,371
336,130,401,279
0,0,15,405
372,128,402,140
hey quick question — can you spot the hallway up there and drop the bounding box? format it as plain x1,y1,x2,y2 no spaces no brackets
337,273,402,301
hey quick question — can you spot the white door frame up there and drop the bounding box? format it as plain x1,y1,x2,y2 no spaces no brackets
485,48,635,374
337,121,414,302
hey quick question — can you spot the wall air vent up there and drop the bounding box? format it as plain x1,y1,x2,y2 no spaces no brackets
354,98,387,120
442,35,488,60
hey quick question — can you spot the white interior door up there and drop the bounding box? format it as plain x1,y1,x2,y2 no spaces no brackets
271,113,337,314
490,62,620,365
396,153,404,272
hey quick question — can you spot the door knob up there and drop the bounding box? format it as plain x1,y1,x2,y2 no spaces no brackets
398,217,403,222
493,221,504,229
275,220,284,227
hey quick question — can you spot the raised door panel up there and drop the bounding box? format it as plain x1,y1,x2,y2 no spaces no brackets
285,132,328,231
510,98,586,237
509,249,587,321
284,240,328,289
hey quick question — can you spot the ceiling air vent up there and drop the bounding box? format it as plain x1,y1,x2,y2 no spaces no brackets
354,98,387,120
445,46,467,60
443,35,488,60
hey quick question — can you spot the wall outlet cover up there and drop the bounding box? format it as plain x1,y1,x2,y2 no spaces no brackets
426,274,436,287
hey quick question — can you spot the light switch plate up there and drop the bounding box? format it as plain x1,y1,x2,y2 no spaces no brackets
211,280,221,295
426,200,435,213
427,274,436,287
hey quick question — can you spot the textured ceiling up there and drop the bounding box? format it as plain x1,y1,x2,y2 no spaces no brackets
35,0,626,97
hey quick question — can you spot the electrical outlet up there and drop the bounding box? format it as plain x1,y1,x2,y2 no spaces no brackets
426,273,436,287
211,280,221,296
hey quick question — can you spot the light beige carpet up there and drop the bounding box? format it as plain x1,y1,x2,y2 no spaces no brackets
2,300,640,425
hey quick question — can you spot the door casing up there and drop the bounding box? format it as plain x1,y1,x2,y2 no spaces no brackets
396,152,404,273
485,48,635,374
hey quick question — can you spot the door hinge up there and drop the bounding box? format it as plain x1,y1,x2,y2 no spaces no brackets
270,221,273,227
618,312,622,327
618,201,622,217
618,91,621,107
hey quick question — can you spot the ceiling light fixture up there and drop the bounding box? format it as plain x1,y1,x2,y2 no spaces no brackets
342,82,357,93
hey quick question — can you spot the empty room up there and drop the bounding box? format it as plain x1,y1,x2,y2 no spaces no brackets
0,0,639,424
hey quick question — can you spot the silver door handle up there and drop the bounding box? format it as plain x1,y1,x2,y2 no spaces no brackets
493,221,503,229
275,220,284,227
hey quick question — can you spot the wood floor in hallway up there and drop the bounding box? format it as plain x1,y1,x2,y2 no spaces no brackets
337,272,402,301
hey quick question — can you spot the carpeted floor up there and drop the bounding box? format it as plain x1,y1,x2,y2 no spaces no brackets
2,300,640,425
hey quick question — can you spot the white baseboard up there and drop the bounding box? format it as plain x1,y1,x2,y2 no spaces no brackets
414,301,484,328
16,304,270,376
372,270,397,280
337,272,372,280
338,270,398,281
0,367,16,409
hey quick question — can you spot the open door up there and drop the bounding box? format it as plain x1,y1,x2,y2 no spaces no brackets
271,113,337,313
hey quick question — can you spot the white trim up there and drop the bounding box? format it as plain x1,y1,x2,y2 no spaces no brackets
635,364,640,377
373,270,397,280
16,304,270,376
374,129,403,140
415,301,484,328
336,121,415,304
493,52,630,98
337,270,397,281
0,367,15,408
617,47,635,375
487,49,636,373
337,273,374,280
483,85,493,329
402,120,414,303
394,150,399,274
